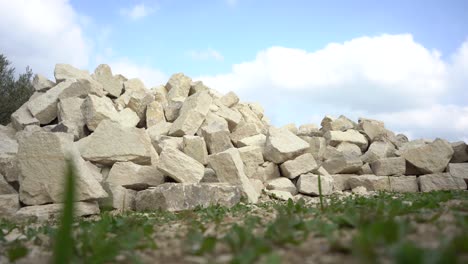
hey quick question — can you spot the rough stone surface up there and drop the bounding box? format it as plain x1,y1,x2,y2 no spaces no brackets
0,194,20,219
93,64,122,97
214,105,242,131
297,124,321,137
230,123,261,146
201,121,234,154
321,115,355,132
336,142,362,156
447,163,468,181
54,64,91,83
17,132,107,205
135,183,242,212
158,147,204,183
358,118,387,142
165,73,192,101
58,97,86,139
324,129,368,150
78,120,152,165
169,91,213,136
280,153,318,179
361,141,396,164
238,146,264,178
100,183,136,211
266,178,298,195
301,136,327,161
370,157,406,176
264,127,309,164
153,136,183,154
182,136,209,165
11,102,40,131
418,173,467,192
0,174,16,194
331,174,353,191
106,162,164,190
322,151,363,174
264,189,294,201
33,74,55,92
81,94,118,131
296,173,334,196
348,175,390,191
208,148,260,203
235,103,266,133
220,91,239,108
237,134,267,149
201,168,218,183
450,141,468,163
252,162,281,182
164,98,184,122
16,202,100,221
146,101,166,127
401,138,454,174
390,176,419,193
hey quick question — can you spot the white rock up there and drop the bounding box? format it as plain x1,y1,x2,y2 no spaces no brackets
208,148,260,203
0,174,16,194
322,151,363,174
238,146,264,178
321,115,355,131
358,118,387,142
147,121,172,146
152,136,183,154
106,162,164,190
158,147,204,183
370,157,406,176
401,138,454,174
33,74,55,92
352,186,368,195
237,134,267,149
348,175,390,191
100,183,136,211
189,81,210,95
201,121,234,154
230,123,261,146
113,108,140,128
234,103,266,134
16,202,100,221
165,73,192,101
201,168,218,183
58,97,86,139
182,135,209,165
127,90,154,122
250,178,264,194
331,174,353,191
17,132,108,205
93,64,123,97
297,124,321,137
390,176,419,193
146,101,166,127
263,127,309,164
447,163,468,181
81,94,117,131
54,64,91,82
280,153,318,179
135,183,242,212
164,98,184,122
11,102,40,131
336,142,362,156
214,105,242,131
324,129,368,150
266,178,298,195
418,173,467,192
220,91,239,107
281,123,298,135
0,194,20,219
361,141,396,163
300,136,327,161
252,161,281,182
78,120,153,165
169,91,213,136
296,173,334,196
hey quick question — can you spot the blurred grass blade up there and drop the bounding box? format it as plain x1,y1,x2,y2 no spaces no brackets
318,174,324,212
53,159,76,264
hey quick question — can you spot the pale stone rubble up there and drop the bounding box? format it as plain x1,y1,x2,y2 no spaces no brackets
0,63,466,219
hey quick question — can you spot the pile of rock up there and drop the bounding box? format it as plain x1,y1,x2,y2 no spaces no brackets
0,64,467,220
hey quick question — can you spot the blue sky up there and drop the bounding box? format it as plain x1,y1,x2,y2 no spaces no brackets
1,0,468,141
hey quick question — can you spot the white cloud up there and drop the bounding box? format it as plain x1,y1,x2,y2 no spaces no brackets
188,49,224,61
0,0,90,78
120,3,155,20
197,34,468,141
106,59,167,88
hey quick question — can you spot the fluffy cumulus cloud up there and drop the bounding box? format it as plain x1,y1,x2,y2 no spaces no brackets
0,0,90,77
198,34,468,141
120,3,155,20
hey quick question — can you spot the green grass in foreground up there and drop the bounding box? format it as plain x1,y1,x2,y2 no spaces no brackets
0,190,467,263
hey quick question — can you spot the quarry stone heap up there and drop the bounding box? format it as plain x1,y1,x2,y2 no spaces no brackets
0,63,467,220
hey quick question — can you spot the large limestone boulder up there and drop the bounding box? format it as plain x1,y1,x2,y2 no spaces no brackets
214,105,242,131
0,174,16,194
348,175,390,191
146,101,166,127
208,148,260,203
58,97,86,140
106,162,164,190
450,141,468,163
324,129,368,151
92,64,123,97
219,91,239,108
152,136,183,154
321,115,355,132
81,94,117,131
361,141,396,163
16,202,100,221
158,147,204,183
201,120,234,154
32,74,55,92
182,136,209,165
54,64,91,83
331,174,353,191
252,161,281,182
0,126,19,182
237,134,267,149
263,127,309,164
78,120,152,165
238,146,264,178
296,173,334,196
169,91,213,136
370,157,406,176
17,132,107,205
266,178,298,195
300,136,327,161
358,118,387,142
447,163,468,182
127,89,154,122
418,173,466,192
165,73,192,101
279,153,318,179
230,123,261,146
390,176,419,193
401,138,454,174
0,194,20,219
100,184,136,211
322,148,363,174
11,102,40,131
135,183,242,212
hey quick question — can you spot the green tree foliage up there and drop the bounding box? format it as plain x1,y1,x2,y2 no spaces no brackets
0,54,34,125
